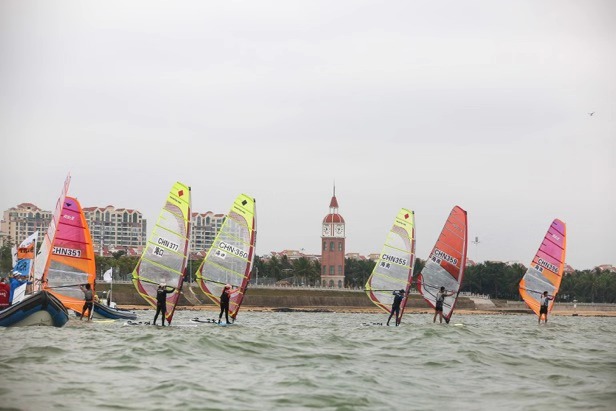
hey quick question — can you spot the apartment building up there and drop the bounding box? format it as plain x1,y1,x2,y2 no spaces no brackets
191,211,225,253
83,205,148,252
0,203,52,246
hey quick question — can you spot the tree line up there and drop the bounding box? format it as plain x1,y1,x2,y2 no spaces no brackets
1,242,614,303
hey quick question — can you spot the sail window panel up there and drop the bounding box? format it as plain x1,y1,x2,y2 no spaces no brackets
205,251,250,281
161,205,188,236
386,228,412,253
214,232,251,259
372,264,409,288
143,226,186,275
203,260,246,287
228,211,250,230
47,261,90,285
139,258,181,286
524,267,556,297
421,261,459,296
381,245,412,269
372,290,395,307
150,222,187,252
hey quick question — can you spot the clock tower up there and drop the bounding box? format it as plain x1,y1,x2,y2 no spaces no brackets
321,187,345,288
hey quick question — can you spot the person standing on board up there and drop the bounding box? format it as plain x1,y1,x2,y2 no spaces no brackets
219,284,238,324
387,289,405,326
539,291,554,324
433,286,454,324
79,283,94,321
153,282,176,326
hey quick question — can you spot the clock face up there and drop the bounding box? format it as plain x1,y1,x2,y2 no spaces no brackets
322,224,331,236
335,224,344,236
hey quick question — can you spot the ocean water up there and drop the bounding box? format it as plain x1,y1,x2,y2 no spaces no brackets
1,311,615,411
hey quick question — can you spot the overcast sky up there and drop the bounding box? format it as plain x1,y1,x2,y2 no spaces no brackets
1,1,614,270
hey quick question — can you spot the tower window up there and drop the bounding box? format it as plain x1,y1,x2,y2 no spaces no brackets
338,265,342,274
338,242,343,251
329,266,334,275
329,242,334,251
322,265,326,275
323,241,326,251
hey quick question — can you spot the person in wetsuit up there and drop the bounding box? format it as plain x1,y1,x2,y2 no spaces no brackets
387,289,405,326
433,286,454,323
538,291,554,324
79,283,94,321
219,284,238,324
153,282,175,326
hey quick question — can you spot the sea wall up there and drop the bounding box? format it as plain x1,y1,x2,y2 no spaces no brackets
95,283,476,309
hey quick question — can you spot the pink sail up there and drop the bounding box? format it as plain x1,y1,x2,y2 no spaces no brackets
519,219,567,316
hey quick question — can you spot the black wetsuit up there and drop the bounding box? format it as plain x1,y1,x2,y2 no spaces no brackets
387,292,404,326
153,286,174,326
219,289,231,324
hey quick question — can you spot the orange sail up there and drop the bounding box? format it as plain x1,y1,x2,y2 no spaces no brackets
416,206,468,323
41,196,96,313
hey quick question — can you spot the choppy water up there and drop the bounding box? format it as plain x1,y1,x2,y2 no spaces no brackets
1,311,615,411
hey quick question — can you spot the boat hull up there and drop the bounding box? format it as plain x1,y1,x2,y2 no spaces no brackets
72,302,138,320
0,291,69,327
93,302,137,320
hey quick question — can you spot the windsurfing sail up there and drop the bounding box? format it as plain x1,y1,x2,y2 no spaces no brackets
40,196,96,313
132,182,191,324
364,209,416,319
34,173,71,288
196,194,257,320
416,206,468,324
518,219,566,316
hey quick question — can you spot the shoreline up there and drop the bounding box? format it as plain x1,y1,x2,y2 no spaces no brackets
117,305,616,317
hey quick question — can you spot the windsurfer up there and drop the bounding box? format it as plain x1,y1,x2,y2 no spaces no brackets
387,289,405,326
433,286,454,324
219,284,237,324
79,284,94,321
539,291,554,324
153,282,176,326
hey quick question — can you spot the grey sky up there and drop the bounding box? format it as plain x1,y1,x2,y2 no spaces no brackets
1,1,614,270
